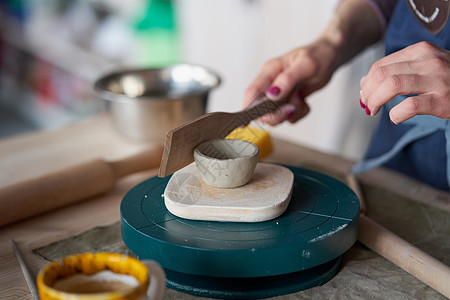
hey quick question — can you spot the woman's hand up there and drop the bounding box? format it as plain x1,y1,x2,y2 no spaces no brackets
243,0,382,126
243,39,338,125
360,41,450,124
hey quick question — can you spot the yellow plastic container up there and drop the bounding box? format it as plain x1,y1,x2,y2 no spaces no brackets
37,252,165,300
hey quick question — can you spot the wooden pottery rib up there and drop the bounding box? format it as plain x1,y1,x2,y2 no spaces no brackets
164,163,294,222
158,98,287,177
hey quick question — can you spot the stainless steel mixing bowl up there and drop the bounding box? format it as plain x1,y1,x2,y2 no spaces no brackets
94,64,221,141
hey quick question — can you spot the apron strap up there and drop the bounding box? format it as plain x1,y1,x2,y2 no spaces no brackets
352,125,440,173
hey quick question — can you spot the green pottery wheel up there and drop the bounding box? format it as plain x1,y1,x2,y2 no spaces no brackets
121,164,359,298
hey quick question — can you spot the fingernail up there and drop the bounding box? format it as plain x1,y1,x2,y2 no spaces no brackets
359,90,366,101
359,98,366,109
287,108,295,118
283,104,296,118
267,86,280,97
360,76,366,87
365,106,371,116
390,119,397,125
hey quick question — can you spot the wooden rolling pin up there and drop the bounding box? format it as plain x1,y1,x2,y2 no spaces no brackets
347,175,450,298
359,214,450,298
0,146,163,227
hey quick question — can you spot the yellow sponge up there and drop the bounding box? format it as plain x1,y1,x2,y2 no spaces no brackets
226,126,273,160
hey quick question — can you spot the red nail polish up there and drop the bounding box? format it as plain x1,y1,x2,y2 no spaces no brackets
365,106,371,116
267,86,280,96
390,120,396,125
287,109,295,118
359,98,366,109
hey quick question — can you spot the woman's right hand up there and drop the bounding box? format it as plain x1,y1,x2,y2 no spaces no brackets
243,39,339,125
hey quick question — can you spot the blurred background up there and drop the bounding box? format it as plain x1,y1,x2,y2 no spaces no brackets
0,0,383,160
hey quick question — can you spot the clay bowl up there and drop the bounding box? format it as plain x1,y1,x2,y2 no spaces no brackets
194,139,259,188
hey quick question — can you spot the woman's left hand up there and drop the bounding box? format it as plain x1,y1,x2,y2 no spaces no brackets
359,41,450,124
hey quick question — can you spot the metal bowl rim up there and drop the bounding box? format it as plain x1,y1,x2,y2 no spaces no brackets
94,63,221,103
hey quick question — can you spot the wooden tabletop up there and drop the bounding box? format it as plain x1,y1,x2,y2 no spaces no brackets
0,114,448,299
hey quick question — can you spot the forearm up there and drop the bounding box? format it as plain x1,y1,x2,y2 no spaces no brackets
319,0,383,70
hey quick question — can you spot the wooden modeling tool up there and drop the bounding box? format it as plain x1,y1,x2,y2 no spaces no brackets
11,239,39,300
158,97,286,178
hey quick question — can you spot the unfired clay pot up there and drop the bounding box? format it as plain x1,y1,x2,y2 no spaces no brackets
194,139,259,188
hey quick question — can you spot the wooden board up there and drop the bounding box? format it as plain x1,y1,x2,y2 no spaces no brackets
164,163,294,222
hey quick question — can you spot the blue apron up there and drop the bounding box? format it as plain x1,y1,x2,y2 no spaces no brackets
353,0,450,191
